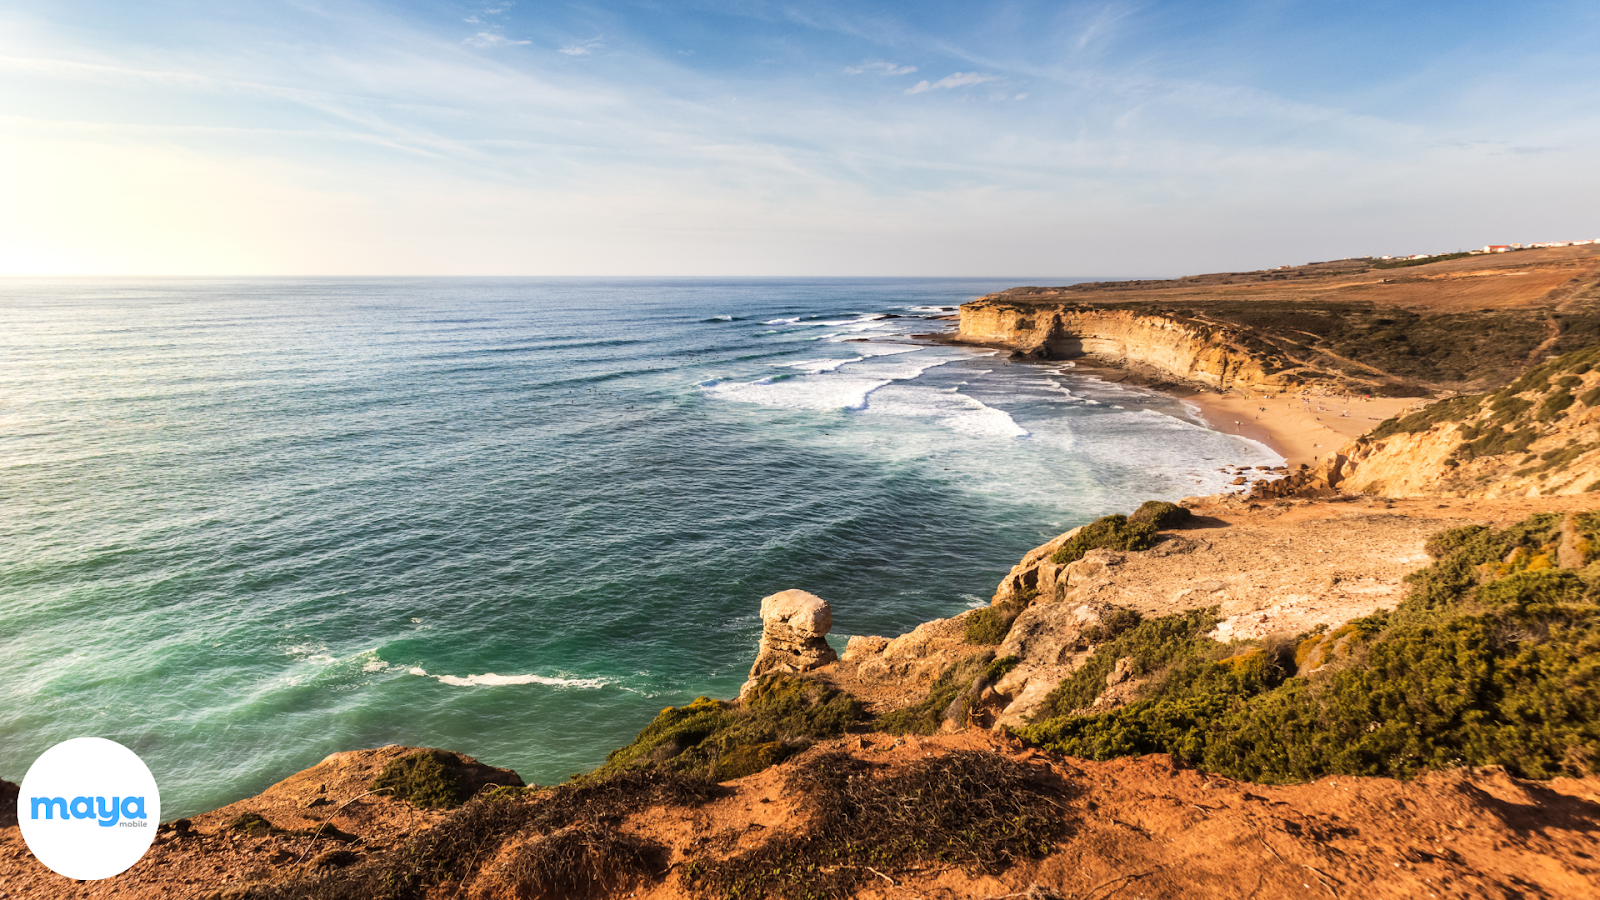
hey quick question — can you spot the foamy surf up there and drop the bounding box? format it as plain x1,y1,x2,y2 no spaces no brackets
775,357,863,374
863,384,1029,438
703,375,893,411
407,667,608,689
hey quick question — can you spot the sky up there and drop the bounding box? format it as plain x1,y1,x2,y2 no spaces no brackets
1,0,1597,277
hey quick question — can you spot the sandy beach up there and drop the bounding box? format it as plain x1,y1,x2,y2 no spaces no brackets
1183,390,1424,469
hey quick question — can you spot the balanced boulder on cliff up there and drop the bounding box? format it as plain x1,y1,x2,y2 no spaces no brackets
744,589,837,693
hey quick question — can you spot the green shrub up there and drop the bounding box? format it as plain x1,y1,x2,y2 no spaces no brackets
965,600,1023,645
1458,426,1537,460
227,811,286,837
592,674,862,783
1081,606,1142,644
1030,608,1218,720
877,652,1007,735
1128,500,1193,529
372,750,473,809
1048,514,1158,566
1538,390,1576,422
1368,395,1479,440
1019,513,1600,782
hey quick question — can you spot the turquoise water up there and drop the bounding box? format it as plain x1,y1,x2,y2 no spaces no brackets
0,278,1278,818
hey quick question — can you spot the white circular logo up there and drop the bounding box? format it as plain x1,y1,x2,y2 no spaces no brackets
17,738,162,880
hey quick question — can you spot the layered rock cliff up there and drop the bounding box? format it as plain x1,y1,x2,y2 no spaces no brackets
1321,345,1600,498
956,301,1304,392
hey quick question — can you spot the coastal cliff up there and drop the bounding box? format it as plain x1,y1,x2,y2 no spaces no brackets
956,300,1305,393
1319,345,1600,498
956,245,1600,396
10,495,1595,899
12,251,1600,898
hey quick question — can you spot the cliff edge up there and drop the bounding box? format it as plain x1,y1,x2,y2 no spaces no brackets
956,244,1600,397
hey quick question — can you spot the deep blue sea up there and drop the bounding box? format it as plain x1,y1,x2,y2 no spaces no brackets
0,278,1279,818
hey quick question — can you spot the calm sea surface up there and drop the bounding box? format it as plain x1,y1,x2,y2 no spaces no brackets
0,278,1279,817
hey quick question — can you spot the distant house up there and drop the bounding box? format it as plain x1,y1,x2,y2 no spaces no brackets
1484,245,1511,253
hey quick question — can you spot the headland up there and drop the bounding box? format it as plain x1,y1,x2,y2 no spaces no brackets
8,249,1600,898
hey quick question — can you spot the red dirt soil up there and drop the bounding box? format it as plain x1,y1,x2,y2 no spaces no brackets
4,732,1598,899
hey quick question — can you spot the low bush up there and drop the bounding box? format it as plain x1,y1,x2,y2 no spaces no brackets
1048,514,1158,566
683,750,1073,900
371,750,472,809
1030,608,1218,720
591,673,862,782
1368,395,1479,440
876,652,1006,735
964,599,1024,645
1020,512,1600,782
239,770,724,900
1128,500,1193,529
1081,606,1142,644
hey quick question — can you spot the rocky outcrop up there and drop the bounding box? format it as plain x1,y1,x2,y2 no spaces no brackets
1323,347,1600,498
743,589,837,694
989,601,1104,727
956,302,1303,393
829,613,994,713
991,525,1081,604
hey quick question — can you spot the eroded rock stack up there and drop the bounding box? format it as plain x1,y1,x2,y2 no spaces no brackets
743,589,836,695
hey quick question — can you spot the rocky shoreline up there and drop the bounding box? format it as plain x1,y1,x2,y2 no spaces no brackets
8,489,1600,899
10,253,1600,897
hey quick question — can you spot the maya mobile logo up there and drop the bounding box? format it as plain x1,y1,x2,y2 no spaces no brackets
17,737,162,880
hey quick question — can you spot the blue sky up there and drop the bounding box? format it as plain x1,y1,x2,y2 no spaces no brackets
1,1,1597,275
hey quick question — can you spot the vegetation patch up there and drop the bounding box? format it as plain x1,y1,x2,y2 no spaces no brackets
236,770,724,900
1048,514,1158,566
1031,608,1216,720
682,750,1072,900
876,653,1015,735
591,673,862,782
227,812,288,838
1081,606,1143,645
1368,395,1480,440
371,750,472,809
1128,500,1193,529
1021,512,1600,782
494,824,667,899
965,599,1025,645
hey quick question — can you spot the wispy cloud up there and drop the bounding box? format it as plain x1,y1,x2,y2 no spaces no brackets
465,32,529,48
559,37,604,57
906,72,997,94
3,0,1597,276
844,61,916,76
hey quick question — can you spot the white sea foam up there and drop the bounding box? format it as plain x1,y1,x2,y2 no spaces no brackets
407,666,608,689
765,317,801,324
837,342,921,357
283,643,336,665
776,357,862,374
863,384,1028,438
706,346,971,415
705,376,893,411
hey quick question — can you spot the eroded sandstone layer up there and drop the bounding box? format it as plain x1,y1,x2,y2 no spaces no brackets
955,244,1600,397
957,302,1301,392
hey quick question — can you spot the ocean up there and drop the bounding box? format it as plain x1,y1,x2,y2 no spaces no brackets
0,278,1280,818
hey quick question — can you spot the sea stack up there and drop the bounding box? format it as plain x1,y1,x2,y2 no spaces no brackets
742,589,837,696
